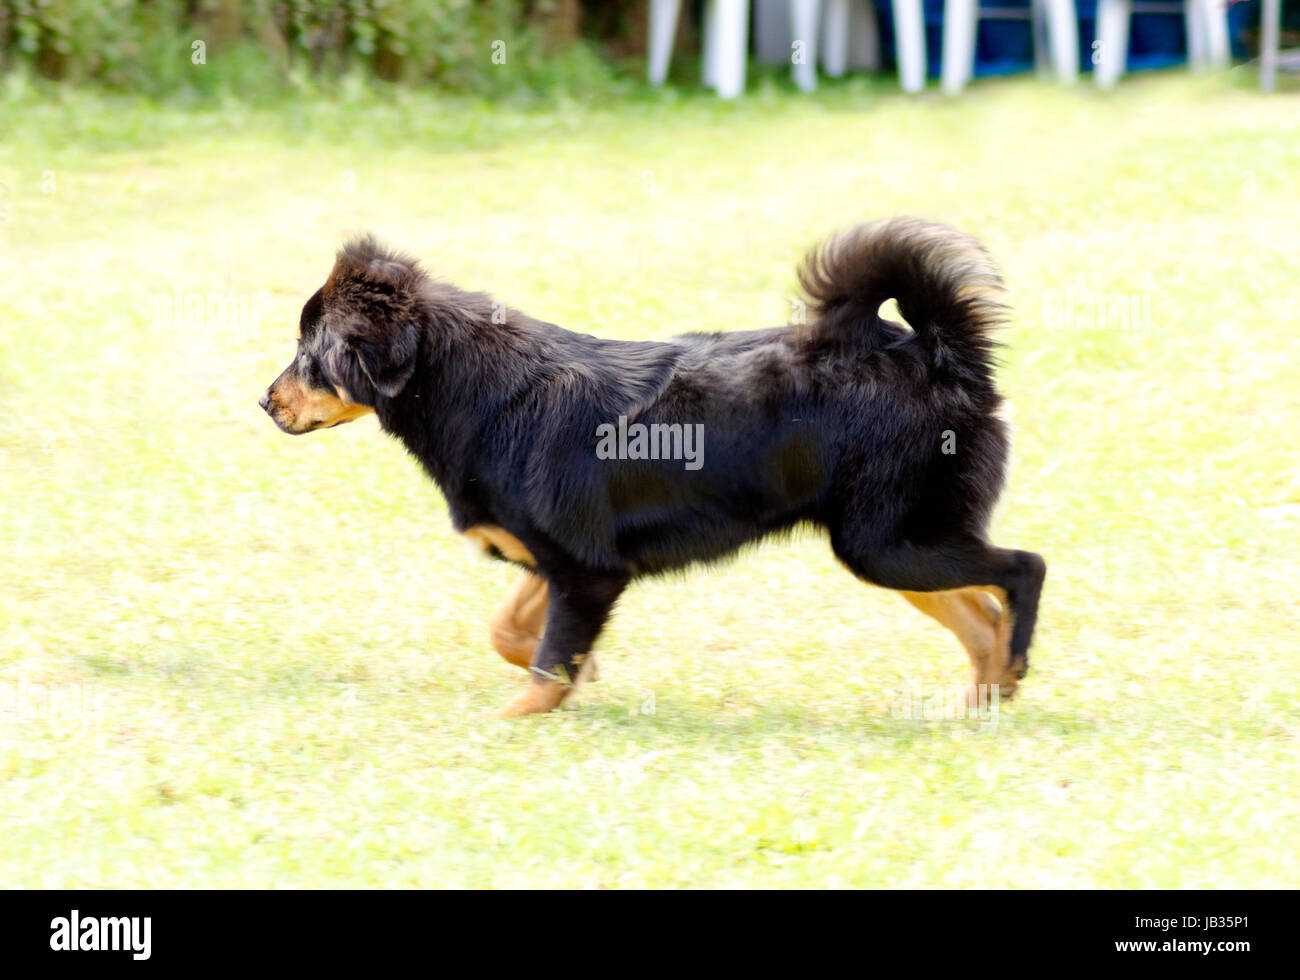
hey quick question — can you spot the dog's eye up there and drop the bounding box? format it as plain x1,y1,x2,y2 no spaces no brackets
299,355,326,386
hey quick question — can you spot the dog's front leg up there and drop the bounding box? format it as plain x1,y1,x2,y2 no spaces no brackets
488,572,627,719
488,572,549,670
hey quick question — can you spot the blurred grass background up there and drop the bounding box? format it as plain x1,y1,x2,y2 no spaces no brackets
1,39,1298,885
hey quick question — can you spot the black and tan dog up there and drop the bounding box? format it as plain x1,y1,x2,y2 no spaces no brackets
260,219,1045,718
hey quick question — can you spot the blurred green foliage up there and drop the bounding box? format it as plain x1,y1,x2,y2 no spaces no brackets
0,0,632,98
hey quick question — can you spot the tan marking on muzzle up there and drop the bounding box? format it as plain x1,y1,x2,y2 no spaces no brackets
267,375,374,431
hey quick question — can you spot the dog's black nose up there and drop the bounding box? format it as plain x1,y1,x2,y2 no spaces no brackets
258,392,271,413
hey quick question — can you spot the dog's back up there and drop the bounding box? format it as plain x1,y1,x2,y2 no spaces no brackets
517,220,1010,577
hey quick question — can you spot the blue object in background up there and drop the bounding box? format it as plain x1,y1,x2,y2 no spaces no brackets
870,0,1257,78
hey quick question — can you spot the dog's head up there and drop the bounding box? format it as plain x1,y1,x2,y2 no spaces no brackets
260,235,424,435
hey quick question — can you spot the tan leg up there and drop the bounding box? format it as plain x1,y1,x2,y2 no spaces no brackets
901,587,1020,702
487,572,600,681
977,585,1018,696
488,572,549,669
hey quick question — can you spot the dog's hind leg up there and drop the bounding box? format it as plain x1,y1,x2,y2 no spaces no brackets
489,571,627,719
834,536,1045,699
900,588,1010,704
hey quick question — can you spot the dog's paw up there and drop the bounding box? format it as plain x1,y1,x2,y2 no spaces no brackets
964,676,1019,709
484,680,569,720
971,647,1026,704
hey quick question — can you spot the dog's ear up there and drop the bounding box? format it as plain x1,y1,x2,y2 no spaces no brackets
331,234,425,297
320,321,418,406
318,234,425,405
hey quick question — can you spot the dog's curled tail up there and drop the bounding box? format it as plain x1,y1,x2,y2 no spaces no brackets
796,217,1007,383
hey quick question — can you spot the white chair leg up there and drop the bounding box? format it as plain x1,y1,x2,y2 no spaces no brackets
823,0,851,76
714,0,751,97
1043,0,1079,83
1202,0,1231,71
1261,0,1281,91
791,0,821,91
850,0,882,70
893,0,927,92
648,0,682,86
1094,0,1131,88
941,0,978,95
1185,0,1208,69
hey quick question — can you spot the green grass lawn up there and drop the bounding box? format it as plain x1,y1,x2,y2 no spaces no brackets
1,69,1297,888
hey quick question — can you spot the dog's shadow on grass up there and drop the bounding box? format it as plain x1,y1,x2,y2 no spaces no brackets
549,694,1080,745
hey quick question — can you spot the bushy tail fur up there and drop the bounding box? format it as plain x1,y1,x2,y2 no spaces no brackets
797,217,1007,386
